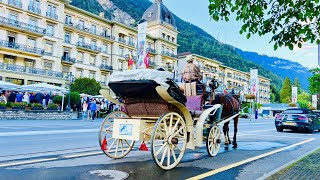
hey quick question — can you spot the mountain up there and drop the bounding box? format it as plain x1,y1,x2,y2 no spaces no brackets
70,0,310,91
235,49,311,90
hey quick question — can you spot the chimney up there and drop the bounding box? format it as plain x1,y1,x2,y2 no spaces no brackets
99,12,105,18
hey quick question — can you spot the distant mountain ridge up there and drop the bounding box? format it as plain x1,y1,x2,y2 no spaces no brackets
70,0,311,91
235,49,311,90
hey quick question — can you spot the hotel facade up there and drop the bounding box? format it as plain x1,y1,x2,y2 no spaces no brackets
0,0,270,103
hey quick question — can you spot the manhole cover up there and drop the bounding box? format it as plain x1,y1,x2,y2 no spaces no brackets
89,170,129,180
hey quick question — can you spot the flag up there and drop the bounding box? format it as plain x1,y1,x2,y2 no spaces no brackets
128,54,134,70
144,52,150,68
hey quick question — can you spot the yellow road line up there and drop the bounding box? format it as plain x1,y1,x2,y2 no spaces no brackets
0,158,58,168
187,138,315,180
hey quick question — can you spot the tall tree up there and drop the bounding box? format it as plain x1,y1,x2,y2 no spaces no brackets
309,68,320,94
208,0,320,50
270,84,280,102
70,78,102,95
293,78,302,94
280,77,292,103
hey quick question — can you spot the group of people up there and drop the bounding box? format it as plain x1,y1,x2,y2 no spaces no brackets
80,95,121,121
0,90,53,107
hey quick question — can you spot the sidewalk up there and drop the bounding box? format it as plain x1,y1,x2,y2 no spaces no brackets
267,148,320,179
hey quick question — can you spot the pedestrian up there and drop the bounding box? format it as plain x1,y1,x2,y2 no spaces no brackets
8,91,16,103
82,101,88,121
29,92,35,103
35,92,44,104
0,92,7,103
22,92,30,104
44,92,50,106
16,92,23,103
96,99,101,118
90,99,97,121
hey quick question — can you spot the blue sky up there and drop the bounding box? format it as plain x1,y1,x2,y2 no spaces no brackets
163,0,319,69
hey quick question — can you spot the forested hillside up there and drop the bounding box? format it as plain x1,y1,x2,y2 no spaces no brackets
70,0,294,90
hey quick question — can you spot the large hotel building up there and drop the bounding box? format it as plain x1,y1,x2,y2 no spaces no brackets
0,0,270,103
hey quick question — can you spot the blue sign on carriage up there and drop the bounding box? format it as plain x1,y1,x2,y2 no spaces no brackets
119,124,133,136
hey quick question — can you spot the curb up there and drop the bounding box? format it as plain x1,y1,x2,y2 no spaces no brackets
257,146,320,180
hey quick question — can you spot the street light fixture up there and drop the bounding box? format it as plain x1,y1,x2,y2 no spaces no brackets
66,72,74,112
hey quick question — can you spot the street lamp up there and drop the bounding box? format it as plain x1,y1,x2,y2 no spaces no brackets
66,72,74,112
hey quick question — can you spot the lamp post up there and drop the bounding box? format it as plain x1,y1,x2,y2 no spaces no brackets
66,72,74,112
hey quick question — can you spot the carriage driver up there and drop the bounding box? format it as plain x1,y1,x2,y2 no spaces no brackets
182,56,203,83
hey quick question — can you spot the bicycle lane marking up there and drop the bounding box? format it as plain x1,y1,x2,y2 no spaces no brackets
186,138,315,180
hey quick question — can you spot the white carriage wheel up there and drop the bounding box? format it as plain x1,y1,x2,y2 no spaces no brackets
151,112,187,170
206,125,221,157
99,111,135,159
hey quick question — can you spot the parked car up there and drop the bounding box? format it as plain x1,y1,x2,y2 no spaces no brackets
275,108,320,133
314,110,320,116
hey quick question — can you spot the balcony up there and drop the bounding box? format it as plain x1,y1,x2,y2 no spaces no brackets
28,6,41,15
0,63,63,78
76,42,101,53
118,38,126,44
61,56,76,64
0,16,46,36
8,0,22,8
46,12,58,20
100,32,115,41
128,41,135,47
0,40,44,56
161,51,177,58
100,64,113,71
149,61,157,67
147,48,156,53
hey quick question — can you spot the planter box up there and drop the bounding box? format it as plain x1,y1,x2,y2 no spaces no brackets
47,108,58,111
0,106,6,110
31,107,44,110
12,107,26,110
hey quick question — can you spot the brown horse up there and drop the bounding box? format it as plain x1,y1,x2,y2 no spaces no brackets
209,93,240,148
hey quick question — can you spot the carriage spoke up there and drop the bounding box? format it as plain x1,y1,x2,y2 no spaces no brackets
171,118,180,135
173,144,182,152
156,142,167,156
169,115,173,135
160,146,168,165
171,148,177,162
173,125,185,137
163,118,169,137
108,139,117,151
167,146,171,167
124,139,130,147
115,139,119,156
121,139,124,155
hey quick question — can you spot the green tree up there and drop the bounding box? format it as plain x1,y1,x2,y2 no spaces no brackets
270,84,280,102
309,68,320,94
53,92,81,109
208,0,320,50
71,78,102,95
293,78,302,94
270,93,276,103
280,77,292,103
298,92,311,102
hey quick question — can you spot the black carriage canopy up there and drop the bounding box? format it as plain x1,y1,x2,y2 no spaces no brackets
108,69,187,104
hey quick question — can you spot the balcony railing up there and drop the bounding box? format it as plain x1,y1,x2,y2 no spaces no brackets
0,16,46,35
8,0,22,8
0,63,63,78
124,54,138,61
118,38,126,44
128,41,135,47
149,61,156,66
0,40,44,55
100,33,115,40
28,6,41,14
147,48,156,53
161,51,177,58
100,64,113,71
76,42,101,52
46,12,58,20
61,56,76,64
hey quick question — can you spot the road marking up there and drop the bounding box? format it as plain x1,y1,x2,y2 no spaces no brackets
186,138,315,180
63,151,103,158
238,123,272,126
0,158,58,168
237,133,307,139
0,129,99,137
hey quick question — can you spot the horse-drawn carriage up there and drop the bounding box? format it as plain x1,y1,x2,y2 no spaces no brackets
99,69,240,170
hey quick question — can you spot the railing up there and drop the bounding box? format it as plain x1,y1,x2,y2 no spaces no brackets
100,64,113,71
118,38,126,44
46,12,58,20
149,61,157,66
0,40,44,55
124,54,138,60
0,16,46,35
28,6,41,14
161,51,177,58
8,0,22,8
64,39,71,44
61,56,76,63
76,42,101,52
147,48,156,53
100,33,115,40
128,41,135,47
0,63,63,78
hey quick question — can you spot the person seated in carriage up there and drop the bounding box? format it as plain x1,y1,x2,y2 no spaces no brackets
182,57,203,83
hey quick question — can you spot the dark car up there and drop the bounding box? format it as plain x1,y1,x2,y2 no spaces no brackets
314,110,320,116
275,108,320,133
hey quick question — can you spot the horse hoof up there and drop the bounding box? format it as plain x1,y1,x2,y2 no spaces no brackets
232,145,237,149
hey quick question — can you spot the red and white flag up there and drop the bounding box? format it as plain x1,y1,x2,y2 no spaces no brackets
144,52,150,68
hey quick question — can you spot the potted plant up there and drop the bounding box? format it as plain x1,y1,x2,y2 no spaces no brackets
245,94,256,100
12,102,27,110
47,103,59,111
30,103,44,110
0,102,6,110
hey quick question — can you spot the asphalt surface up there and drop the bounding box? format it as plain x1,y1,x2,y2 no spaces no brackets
0,117,319,180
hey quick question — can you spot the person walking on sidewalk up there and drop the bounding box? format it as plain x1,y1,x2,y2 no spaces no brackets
90,99,97,121
82,101,88,121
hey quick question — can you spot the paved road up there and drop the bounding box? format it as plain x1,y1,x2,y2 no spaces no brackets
0,118,319,180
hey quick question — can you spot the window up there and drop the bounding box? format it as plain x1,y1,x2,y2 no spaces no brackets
89,71,95,79
78,36,84,45
24,59,34,68
103,28,109,37
129,36,133,43
65,15,72,24
119,47,124,56
79,20,85,30
129,50,133,55
64,32,71,43
77,52,84,63
166,48,169,53
43,60,52,70
161,46,164,53
45,42,53,55
91,40,97,47
172,37,175,43
76,69,83,78
46,24,54,36
29,0,40,13
91,24,96,34
101,58,107,66
162,33,165,39
101,75,106,83
102,43,108,53
28,18,37,31
89,55,95,65
118,61,123,71
27,38,36,48
63,48,70,58
167,35,170,41
47,4,57,18
62,66,69,78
